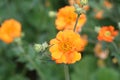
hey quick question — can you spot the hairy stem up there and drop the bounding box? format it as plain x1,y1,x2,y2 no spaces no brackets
73,14,80,32
112,42,119,53
64,64,70,80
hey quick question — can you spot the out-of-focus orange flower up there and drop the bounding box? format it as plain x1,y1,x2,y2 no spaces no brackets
94,42,109,60
95,10,104,20
104,0,113,9
0,19,21,44
97,26,118,42
75,0,80,4
80,34,88,51
83,5,90,11
68,0,75,5
94,42,102,54
55,6,86,32
68,0,80,6
49,30,87,64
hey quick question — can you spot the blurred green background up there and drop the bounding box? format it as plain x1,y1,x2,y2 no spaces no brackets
0,0,120,80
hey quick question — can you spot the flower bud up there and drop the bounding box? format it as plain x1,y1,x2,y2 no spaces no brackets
41,42,49,51
34,44,42,52
14,38,22,45
80,0,88,5
34,42,49,52
95,26,101,33
74,4,86,14
48,11,56,18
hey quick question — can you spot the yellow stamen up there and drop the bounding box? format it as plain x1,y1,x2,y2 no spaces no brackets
105,31,111,37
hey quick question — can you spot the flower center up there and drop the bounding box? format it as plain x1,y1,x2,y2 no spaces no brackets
59,42,72,53
105,31,111,37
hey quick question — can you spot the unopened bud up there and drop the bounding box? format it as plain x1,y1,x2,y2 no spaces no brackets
34,44,42,52
74,4,86,14
74,4,80,9
48,11,56,18
80,0,88,5
14,38,22,45
95,26,101,33
34,42,49,52
41,42,49,51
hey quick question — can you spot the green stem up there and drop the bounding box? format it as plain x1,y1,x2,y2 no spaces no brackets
111,42,120,68
73,14,80,32
111,42,119,53
63,12,81,80
64,64,70,80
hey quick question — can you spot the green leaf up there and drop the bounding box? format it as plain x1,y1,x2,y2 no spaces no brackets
71,56,97,80
91,67,119,80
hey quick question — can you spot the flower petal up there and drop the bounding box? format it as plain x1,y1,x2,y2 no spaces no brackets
71,52,81,63
49,44,63,59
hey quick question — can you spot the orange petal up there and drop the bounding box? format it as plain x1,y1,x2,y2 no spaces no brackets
0,33,13,44
49,44,63,59
56,31,64,41
55,54,66,64
51,50,63,59
66,51,81,64
113,31,118,36
71,52,81,63
109,26,114,31
50,39,58,45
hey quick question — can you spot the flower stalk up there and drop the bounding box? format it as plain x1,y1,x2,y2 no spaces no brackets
112,42,119,53
64,64,70,80
74,14,80,31
111,42,120,69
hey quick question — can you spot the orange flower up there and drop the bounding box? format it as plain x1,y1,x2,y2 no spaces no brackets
104,0,113,9
97,26,118,42
68,0,75,5
94,42,109,60
95,10,104,20
80,34,88,51
55,6,86,32
0,19,21,44
68,0,80,6
83,5,90,11
49,30,86,64
75,0,80,5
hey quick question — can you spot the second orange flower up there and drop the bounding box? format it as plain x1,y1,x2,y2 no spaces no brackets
55,6,87,32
